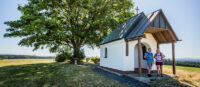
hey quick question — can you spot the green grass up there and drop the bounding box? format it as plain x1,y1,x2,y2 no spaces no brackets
1,59,199,87
164,65,200,73
0,59,129,87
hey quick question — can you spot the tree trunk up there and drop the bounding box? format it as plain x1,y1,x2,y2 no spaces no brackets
70,44,83,64
73,46,81,58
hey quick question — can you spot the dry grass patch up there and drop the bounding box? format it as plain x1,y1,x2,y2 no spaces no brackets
163,66,200,87
0,59,54,67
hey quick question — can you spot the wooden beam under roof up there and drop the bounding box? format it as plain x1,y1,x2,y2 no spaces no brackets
162,31,172,41
145,26,179,43
157,32,167,42
154,33,163,43
152,33,160,43
145,27,168,33
168,30,177,41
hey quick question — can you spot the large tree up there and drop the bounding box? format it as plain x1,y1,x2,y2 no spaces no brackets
4,0,135,61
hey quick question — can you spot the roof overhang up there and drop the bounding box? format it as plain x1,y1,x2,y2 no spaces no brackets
145,27,180,44
145,27,168,33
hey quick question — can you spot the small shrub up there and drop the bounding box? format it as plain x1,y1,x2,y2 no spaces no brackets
55,54,66,62
55,49,85,63
90,56,100,64
55,52,73,62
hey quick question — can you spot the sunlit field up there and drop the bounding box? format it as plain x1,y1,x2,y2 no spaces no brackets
163,65,200,87
0,59,55,67
164,65,200,73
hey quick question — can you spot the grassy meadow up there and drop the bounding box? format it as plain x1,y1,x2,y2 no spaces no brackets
0,59,129,87
0,59,200,87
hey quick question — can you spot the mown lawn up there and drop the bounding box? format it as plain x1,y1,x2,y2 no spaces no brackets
0,59,129,87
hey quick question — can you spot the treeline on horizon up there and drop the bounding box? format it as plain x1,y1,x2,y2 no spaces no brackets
164,59,200,67
0,55,55,59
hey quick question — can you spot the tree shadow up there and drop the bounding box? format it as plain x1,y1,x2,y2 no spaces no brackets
0,62,69,87
0,62,129,87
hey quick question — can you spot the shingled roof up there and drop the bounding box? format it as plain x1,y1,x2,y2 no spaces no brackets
100,9,180,45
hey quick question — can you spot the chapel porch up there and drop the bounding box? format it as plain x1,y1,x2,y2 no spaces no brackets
132,26,180,76
96,65,179,84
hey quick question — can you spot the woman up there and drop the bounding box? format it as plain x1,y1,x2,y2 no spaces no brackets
154,49,165,77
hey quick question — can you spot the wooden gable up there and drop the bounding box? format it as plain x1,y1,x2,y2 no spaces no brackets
145,10,180,44
149,13,170,29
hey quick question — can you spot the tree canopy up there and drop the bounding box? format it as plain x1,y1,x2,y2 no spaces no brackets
4,0,135,60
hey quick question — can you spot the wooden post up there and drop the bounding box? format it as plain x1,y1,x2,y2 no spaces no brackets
138,37,142,75
172,42,176,74
157,43,160,49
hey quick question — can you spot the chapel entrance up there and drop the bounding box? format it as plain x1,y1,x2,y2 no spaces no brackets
134,43,149,70
142,44,147,60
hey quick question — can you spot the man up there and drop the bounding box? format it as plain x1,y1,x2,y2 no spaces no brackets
154,49,165,77
144,48,154,77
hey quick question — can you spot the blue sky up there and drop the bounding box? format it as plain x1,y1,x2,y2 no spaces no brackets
0,0,200,58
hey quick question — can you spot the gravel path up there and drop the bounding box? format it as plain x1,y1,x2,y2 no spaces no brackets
91,66,151,87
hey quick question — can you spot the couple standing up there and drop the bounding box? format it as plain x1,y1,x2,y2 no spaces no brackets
144,48,165,77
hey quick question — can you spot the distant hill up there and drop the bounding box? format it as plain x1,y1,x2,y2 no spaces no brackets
0,54,55,59
165,58,200,62
176,58,200,62
164,58,200,67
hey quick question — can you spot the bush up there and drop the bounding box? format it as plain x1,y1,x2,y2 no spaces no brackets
55,52,73,62
55,49,85,63
55,55,66,62
90,56,100,64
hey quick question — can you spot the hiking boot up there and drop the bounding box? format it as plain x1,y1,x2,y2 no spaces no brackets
161,74,163,77
157,74,159,77
147,74,151,77
149,74,152,77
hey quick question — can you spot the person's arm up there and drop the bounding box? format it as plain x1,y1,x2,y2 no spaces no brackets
144,53,147,58
161,53,165,61
144,53,150,58
162,53,165,58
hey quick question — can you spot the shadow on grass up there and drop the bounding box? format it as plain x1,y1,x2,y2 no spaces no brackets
0,62,66,87
0,63,129,87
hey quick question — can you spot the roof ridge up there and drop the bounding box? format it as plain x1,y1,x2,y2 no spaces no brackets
146,9,162,16
123,13,145,38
